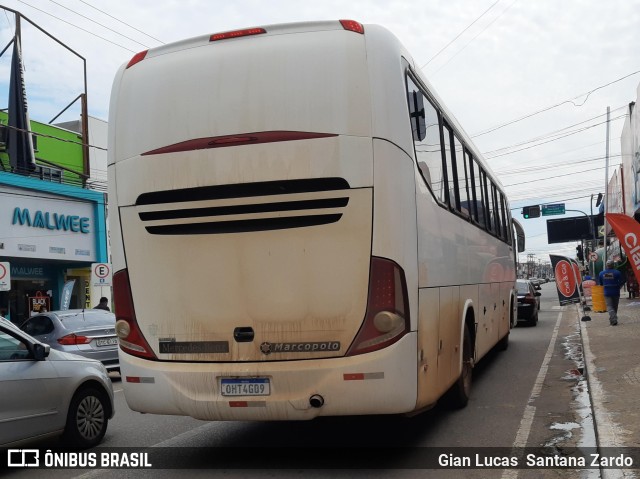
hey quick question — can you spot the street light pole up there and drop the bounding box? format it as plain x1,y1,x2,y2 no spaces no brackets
565,209,594,272
590,195,597,276
604,106,610,264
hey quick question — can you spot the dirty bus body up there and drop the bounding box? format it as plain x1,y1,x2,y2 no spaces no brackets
108,20,522,420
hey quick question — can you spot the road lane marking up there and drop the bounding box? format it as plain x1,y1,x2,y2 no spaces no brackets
71,421,218,478
501,311,563,479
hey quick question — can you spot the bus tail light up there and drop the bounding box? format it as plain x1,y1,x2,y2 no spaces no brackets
126,50,148,69
346,257,410,356
339,20,364,34
210,28,267,42
113,269,157,359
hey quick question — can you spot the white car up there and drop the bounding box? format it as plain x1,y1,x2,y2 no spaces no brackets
0,318,115,448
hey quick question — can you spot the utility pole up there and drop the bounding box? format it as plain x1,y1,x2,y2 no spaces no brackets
604,106,610,264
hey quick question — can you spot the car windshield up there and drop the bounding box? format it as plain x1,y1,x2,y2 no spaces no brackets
57,312,114,328
516,281,530,294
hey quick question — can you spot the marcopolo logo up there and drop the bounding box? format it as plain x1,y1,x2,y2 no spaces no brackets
260,341,340,355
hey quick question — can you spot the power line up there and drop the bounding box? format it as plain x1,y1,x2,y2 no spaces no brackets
472,69,640,138
420,0,501,69
484,115,627,159
483,109,625,157
1,122,107,151
16,0,136,52
503,165,611,187
431,0,518,76
78,0,165,45
496,153,621,177
48,0,152,49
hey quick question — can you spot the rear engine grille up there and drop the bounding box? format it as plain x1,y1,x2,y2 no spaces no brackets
136,178,351,235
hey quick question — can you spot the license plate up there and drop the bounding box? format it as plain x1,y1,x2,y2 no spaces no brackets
221,378,270,396
96,337,118,347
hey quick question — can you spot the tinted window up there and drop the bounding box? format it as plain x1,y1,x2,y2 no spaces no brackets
22,316,54,336
472,161,486,228
407,77,445,202
491,183,502,238
442,125,455,209
454,140,469,217
0,330,30,361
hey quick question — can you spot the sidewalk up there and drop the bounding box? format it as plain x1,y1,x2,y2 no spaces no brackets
580,296,640,450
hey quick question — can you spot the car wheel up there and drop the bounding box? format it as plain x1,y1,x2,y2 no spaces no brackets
528,311,538,327
444,325,472,409
63,387,109,448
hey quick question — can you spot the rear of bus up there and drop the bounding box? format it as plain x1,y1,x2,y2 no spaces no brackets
108,20,419,420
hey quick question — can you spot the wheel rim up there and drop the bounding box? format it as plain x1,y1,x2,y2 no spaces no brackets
76,395,105,441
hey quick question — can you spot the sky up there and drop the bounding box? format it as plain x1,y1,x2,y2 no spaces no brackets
1,0,639,265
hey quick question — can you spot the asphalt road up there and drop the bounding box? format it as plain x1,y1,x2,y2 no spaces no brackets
6,283,588,478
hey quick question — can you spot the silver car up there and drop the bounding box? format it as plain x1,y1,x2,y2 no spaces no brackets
20,309,119,373
0,318,115,447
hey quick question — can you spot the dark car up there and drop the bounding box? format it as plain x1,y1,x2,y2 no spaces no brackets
516,279,541,326
20,309,119,373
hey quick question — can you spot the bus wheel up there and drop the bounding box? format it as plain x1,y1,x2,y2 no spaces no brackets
445,325,472,409
498,331,509,351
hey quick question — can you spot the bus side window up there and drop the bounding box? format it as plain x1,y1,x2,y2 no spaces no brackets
442,124,455,209
454,137,469,217
482,171,495,233
407,77,445,203
474,164,487,229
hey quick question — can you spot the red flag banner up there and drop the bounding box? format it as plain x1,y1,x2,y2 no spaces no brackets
606,213,640,287
550,254,581,305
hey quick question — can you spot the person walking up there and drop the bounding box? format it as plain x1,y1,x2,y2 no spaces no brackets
598,260,625,326
93,297,111,312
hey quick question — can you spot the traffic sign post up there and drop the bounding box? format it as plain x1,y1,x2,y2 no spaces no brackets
0,262,10,292
91,263,113,287
542,204,566,216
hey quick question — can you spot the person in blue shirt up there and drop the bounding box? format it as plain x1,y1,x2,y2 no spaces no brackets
598,260,626,326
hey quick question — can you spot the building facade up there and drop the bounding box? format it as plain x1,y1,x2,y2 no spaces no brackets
0,116,109,324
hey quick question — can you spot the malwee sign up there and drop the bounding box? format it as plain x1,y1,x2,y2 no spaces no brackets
1,184,97,261
12,207,90,234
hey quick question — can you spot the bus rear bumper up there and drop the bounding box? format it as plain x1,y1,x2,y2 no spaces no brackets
119,333,418,420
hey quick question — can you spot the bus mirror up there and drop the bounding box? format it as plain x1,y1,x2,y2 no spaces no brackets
408,91,426,141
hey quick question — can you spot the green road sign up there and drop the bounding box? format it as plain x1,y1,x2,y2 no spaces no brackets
542,204,565,216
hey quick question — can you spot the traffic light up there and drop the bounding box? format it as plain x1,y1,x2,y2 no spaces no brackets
522,205,541,219
576,244,584,262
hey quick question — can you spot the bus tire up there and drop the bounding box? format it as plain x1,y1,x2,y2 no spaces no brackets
498,331,509,351
444,325,472,409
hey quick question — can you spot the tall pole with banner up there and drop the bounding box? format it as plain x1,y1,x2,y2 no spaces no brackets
550,255,581,306
605,213,640,287
7,16,36,174
550,254,591,321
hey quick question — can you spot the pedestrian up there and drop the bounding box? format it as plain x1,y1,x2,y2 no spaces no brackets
93,297,111,312
598,260,625,325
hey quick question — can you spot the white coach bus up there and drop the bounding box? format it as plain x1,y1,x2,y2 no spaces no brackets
108,20,525,420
